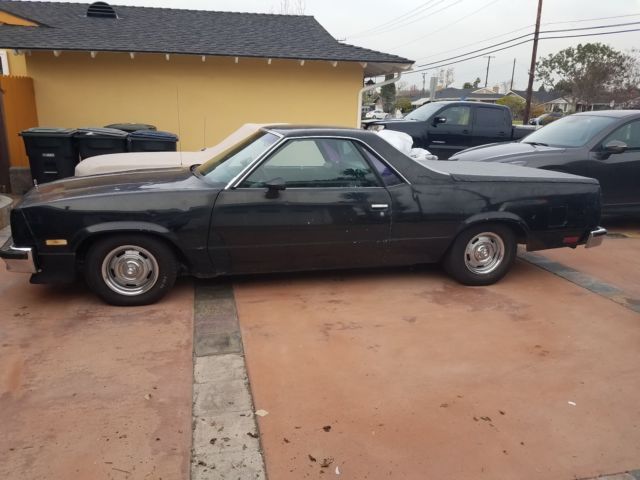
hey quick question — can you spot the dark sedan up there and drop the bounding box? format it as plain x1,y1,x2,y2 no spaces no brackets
451,110,640,216
1,126,605,305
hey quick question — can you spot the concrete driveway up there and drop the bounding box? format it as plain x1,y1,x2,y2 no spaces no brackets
0,267,194,479
2,223,639,480
234,232,640,479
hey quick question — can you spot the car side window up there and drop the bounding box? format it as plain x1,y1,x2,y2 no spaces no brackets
359,147,404,187
602,120,640,150
240,138,381,188
474,107,505,128
439,106,471,126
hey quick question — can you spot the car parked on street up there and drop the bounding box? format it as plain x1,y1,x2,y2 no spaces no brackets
365,109,387,120
529,111,563,126
1,125,605,306
364,101,535,159
451,110,640,216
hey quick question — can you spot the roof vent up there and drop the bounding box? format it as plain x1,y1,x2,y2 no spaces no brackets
86,2,118,19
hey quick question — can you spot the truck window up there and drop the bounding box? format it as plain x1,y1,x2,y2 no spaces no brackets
475,107,505,128
439,106,471,126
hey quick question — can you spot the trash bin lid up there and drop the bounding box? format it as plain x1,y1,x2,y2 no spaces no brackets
128,130,179,141
76,127,129,138
20,127,77,137
105,123,157,133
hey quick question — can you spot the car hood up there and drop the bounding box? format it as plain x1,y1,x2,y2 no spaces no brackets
21,167,201,207
451,141,566,162
417,160,597,184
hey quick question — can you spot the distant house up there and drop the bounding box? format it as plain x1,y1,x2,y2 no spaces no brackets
505,90,568,112
0,0,412,192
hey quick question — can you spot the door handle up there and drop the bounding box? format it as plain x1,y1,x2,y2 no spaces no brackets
370,204,389,210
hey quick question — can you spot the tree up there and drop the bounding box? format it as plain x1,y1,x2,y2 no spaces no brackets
395,97,413,113
496,96,526,119
472,77,481,88
273,0,305,14
537,85,546,92
438,68,455,88
536,43,639,109
380,74,397,112
462,82,473,89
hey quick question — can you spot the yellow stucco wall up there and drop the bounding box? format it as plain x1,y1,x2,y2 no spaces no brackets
24,51,364,150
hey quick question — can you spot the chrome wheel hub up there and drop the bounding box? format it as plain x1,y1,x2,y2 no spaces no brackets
101,245,159,296
464,232,505,275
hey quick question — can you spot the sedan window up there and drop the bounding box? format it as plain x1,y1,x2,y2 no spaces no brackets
240,138,381,188
602,120,640,149
522,115,617,148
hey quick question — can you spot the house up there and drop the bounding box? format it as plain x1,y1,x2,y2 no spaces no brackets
0,1,412,192
506,90,568,112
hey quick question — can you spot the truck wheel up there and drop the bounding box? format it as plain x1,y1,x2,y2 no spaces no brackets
443,224,516,286
84,234,177,306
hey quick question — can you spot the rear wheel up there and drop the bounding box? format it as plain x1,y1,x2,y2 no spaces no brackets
443,224,516,286
84,234,177,306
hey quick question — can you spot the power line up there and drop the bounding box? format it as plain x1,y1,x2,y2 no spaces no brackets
410,12,640,63
414,20,640,69
405,27,640,75
343,0,440,39
348,0,466,39
391,0,502,49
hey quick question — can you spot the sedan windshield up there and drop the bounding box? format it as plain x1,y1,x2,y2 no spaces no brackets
404,102,443,121
196,131,280,184
522,115,617,148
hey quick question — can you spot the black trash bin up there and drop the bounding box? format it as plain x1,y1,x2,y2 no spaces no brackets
75,127,129,160
105,123,157,133
19,128,79,184
128,130,179,152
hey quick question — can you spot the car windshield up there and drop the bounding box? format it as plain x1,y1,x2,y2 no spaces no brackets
522,115,617,147
404,102,443,121
196,131,280,184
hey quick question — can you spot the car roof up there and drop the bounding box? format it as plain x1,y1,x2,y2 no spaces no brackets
266,125,376,140
572,110,640,118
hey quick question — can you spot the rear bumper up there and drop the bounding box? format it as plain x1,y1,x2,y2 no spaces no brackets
585,226,607,248
0,237,37,273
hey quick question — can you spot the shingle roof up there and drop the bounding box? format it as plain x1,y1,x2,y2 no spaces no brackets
0,1,412,71
510,89,563,104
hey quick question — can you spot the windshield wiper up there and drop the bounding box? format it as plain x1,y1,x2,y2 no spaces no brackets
523,141,548,147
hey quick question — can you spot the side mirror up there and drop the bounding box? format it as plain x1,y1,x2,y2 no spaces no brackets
265,177,286,198
603,140,627,155
433,116,447,126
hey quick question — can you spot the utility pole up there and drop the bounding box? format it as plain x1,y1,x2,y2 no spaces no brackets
523,0,543,123
422,73,426,95
510,58,516,91
484,55,495,88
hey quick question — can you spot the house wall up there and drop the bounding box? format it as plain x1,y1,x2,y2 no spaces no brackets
4,50,28,76
24,51,365,150
0,75,38,168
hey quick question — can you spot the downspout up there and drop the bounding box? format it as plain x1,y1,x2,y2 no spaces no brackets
357,72,403,129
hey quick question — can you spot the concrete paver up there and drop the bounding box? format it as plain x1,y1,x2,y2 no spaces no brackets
234,261,640,480
0,270,194,480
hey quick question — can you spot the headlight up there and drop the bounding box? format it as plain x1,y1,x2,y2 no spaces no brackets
368,125,385,132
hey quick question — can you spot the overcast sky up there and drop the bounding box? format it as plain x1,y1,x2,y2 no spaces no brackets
60,0,640,90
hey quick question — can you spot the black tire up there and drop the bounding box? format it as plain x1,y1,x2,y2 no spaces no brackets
443,223,516,286
84,234,178,306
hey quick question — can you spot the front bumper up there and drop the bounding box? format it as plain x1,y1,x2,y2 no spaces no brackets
585,227,607,248
0,237,37,273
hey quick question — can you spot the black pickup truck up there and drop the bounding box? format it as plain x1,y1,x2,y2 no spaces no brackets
365,101,534,159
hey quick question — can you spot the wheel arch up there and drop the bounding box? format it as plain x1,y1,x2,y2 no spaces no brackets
72,222,189,271
456,212,529,244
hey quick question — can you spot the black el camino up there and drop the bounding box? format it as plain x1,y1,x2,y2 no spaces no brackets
1,125,606,306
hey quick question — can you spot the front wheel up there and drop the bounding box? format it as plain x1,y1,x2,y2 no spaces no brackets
443,224,516,286
84,234,178,306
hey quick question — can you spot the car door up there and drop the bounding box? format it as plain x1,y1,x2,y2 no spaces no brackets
427,105,472,158
209,137,392,274
471,106,510,146
589,119,640,208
